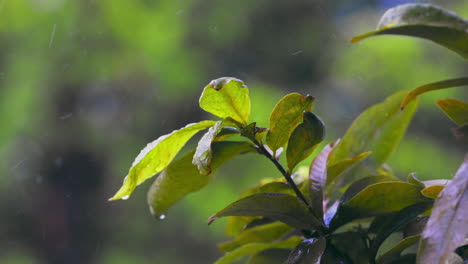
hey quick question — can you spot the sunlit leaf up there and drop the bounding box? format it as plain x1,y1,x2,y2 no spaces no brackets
147,141,254,218
209,193,322,231
214,236,303,264
326,151,371,185
351,4,468,59
110,120,216,201
417,156,468,263
369,203,432,262
286,112,325,172
377,235,421,264
328,91,418,198
219,222,293,252
436,99,468,125
193,121,223,175
199,77,250,124
401,78,468,109
266,93,314,152
420,185,444,199
286,237,326,264
246,249,291,264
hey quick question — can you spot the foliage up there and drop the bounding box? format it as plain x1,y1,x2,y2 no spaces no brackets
111,3,468,264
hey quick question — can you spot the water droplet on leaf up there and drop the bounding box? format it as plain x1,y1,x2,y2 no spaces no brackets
121,195,129,200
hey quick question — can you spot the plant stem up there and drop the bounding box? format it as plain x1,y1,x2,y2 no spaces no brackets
252,140,311,210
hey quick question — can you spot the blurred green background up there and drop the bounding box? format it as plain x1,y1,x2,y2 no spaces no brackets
0,0,466,263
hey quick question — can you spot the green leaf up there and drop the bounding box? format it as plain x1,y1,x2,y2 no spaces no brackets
214,236,303,264
407,173,425,188
369,203,432,262
436,99,468,125
351,4,468,59
377,235,421,264
326,151,372,185
147,141,254,218
286,112,325,171
219,222,293,252
328,91,418,198
193,121,223,175
420,185,444,199
109,120,216,201
342,182,428,217
209,193,322,231
246,249,291,264
303,141,336,222
199,77,251,124
286,237,326,264
214,126,241,142
266,93,314,152
341,175,400,205
401,77,468,109
417,156,468,264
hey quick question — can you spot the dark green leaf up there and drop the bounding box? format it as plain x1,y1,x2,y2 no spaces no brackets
436,99,468,125
369,203,432,262
341,175,400,204
193,121,223,175
147,141,254,218
401,78,468,109
377,235,421,264
199,77,251,124
326,151,372,185
403,217,428,238
214,126,240,142
286,112,325,171
351,4,468,59
219,222,293,252
110,120,216,201
286,237,326,264
327,91,418,199
246,249,291,264
453,124,468,143
407,173,425,188
209,193,322,231
329,232,370,263
266,93,314,152
214,236,303,264
417,156,468,263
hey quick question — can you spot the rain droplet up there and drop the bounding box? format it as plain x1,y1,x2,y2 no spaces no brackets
159,214,166,220
121,195,129,200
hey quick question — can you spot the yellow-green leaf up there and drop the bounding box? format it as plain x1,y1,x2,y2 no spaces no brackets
219,222,292,253
436,98,468,125
420,185,444,199
377,235,421,264
199,77,251,124
351,4,468,59
286,111,325,172
401,77,468,109
214,236,303,264
147,141,254,218
266,93,314,152
326,151,372,185
109,120,216,201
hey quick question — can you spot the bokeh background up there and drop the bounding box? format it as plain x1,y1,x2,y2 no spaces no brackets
1,0,467,263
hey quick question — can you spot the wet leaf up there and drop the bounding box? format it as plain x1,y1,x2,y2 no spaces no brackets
246,249,291,264
369,203,432,262
147,141,254,218
436,99,468,125
199,77,251,124
351,4,468,59
420,185,444,199
219,222,293,252
328,91,418,198
209,193,322,231
401,78,468,109
110,120,216,201
377,235,421,264
326,151,372,185
286,237,326,264
266,93,314,152
286,112,325,171
214,236,303,264
193,121,223,175
417,156,468,263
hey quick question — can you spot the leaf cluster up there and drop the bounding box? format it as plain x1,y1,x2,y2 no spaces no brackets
110,3,468,264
